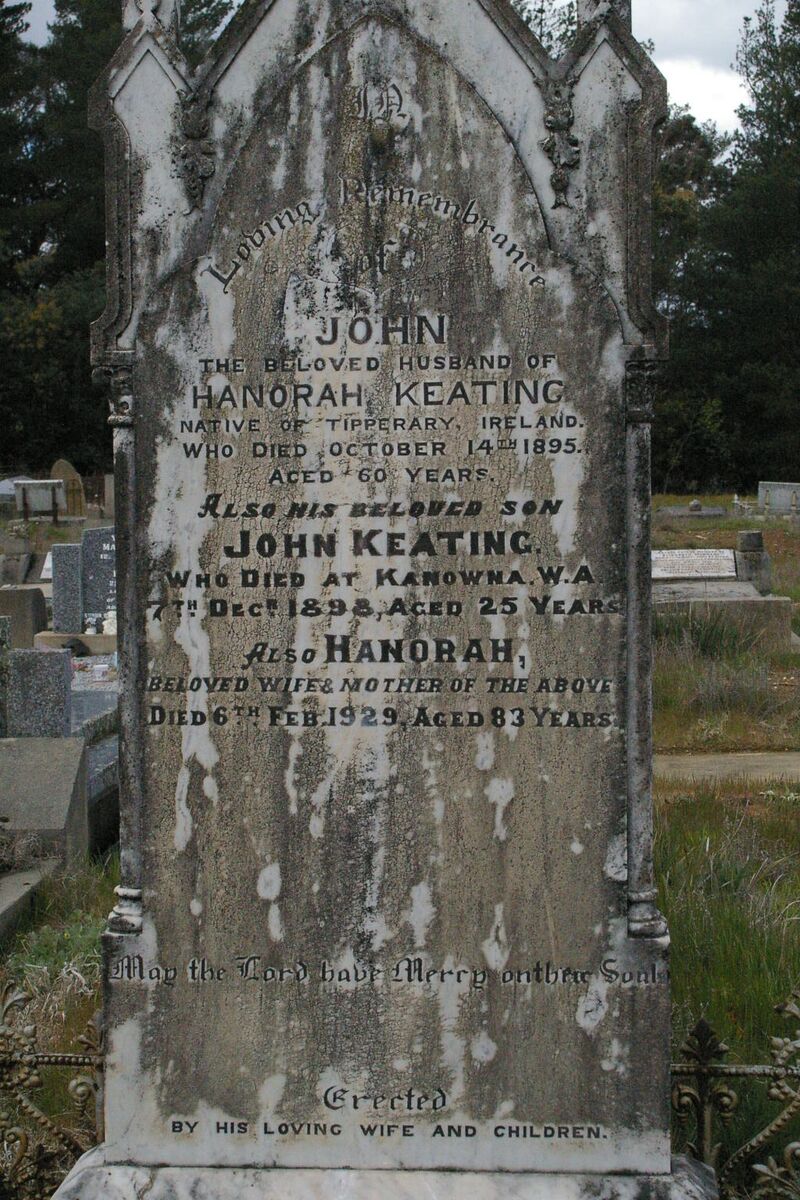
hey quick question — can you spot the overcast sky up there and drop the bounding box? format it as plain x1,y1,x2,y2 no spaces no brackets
23,0,785,132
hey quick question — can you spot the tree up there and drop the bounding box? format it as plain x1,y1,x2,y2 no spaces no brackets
0,0,44,289
655,0,800,488
510,0,576,56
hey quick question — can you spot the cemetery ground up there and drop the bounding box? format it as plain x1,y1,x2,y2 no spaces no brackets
652,498,800,753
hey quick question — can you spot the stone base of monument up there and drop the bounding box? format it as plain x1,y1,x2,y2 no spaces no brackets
55,1154,717,1200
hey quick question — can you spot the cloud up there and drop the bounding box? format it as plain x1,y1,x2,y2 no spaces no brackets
655,58,749,130
635,0,787,71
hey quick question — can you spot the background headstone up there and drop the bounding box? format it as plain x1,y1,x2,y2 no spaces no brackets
6,648,71,738
51,459,88,517
735,530,772,595
14,478,66,519
81,528,116,632
0,587,48,648
758,481,800,515
52,543,84,633
652,549,737,582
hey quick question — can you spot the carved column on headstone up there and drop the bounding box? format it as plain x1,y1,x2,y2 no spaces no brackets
577,0,632,29
626,359,667,939
95,362,143,935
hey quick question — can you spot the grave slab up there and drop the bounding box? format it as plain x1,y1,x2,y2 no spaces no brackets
651,550,736,582
653,581,792,653
0,585,47,648
0,738,88,861
0,860,58,941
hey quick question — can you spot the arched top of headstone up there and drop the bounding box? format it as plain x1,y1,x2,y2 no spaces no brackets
577,0,632,31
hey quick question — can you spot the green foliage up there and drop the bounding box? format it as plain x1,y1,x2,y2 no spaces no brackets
510,0,576,56
181,0,235,66
0,263,107,471
653,2,800,490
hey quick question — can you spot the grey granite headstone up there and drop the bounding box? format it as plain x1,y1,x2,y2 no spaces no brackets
52,543,84,633
0,586,48,648
55,1,714,1198
758,481,800,514
6,648,71,738
81,528,116,632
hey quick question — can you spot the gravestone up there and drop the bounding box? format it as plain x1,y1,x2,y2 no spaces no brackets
14,477,66,519
6,648,71,738
758,481,800,515
52,542,85,633
0,586,48,648
57,1,715,1198
735,531,772,595
651,549,736,582
51,459,88,517
81,528,117,632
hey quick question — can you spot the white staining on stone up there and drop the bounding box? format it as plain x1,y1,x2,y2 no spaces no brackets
471,1030,498,1064
474,732,495,771
436,955,467,1103
601,1038,630,1077
571,839,585,855
284,737,302,817
257,862,282,902
189,898,202,917
486,777,514,841
268,904,285,943
258,1072,287,1118
481,904,510,970
604,831,627,881
403,881,436,948
576,916,627,1035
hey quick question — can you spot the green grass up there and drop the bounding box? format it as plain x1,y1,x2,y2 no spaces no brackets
656,783,800,1181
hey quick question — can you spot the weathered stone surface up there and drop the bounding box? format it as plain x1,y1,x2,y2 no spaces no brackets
52,542,84,632
653,582,792,653
52,459,88,517
56,1155,717,1200
0,738,88,861
0,586,48,648
0,860,58,941
60,0,691,1192
81,527,116,632
0,615,9,737
14,477,66,517
758,481,800,514
735,531,772,595
6,648,72,738
651,550,737,582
